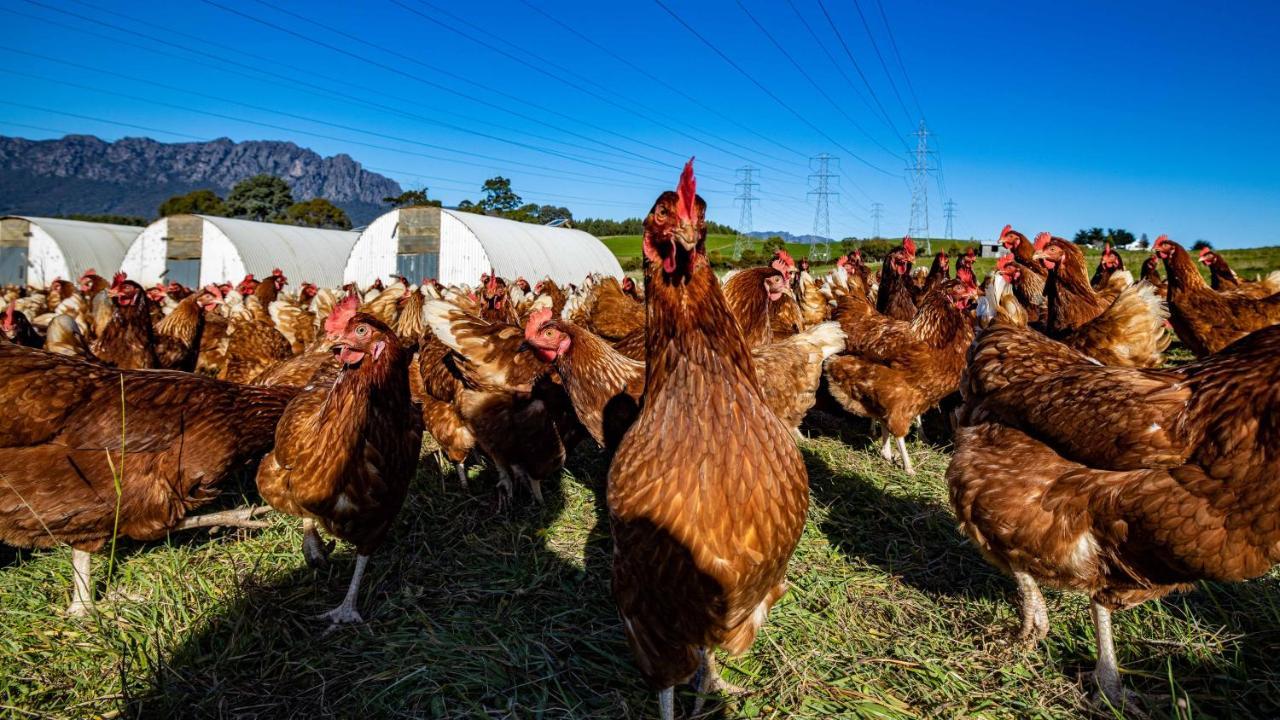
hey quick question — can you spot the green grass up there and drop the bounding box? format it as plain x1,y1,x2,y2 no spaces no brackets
5,417,1280,719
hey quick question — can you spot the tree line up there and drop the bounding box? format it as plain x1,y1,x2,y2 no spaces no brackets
157,175,353,229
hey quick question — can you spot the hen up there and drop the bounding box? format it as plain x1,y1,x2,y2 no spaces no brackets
826,278,978,474
2,301,42,347
256,312,421,625
1198,247,1280,297
220,269,294,383
608,161,808,719
875,237,918,321
948,321,1280,708
0,343,298,614
998,226,1048,322
1155,235,1280,356
721,265,791,348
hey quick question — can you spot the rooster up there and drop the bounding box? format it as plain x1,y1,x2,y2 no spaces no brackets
1155,235,1280,356
948,321,1280,709
256,309,422,625
608,161,808,719
0,343,298,614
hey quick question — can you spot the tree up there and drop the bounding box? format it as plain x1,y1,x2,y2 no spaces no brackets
158,189,226,218
226,175,294,222
1074,227,1106,246
57,213,148,226
479,176,522,214
455,199,479,213
1138,232,1150,249
1191,239,1213,251
762,236,786,254
283,198,352,230
1107,228,1135,247
383,189,441,208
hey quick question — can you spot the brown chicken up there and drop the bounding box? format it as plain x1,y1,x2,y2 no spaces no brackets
1198,247,1280,297
220,270,294,383
994,253,1169,368
152,285,223,372
998,226,1048,322
1155,235,1280,356
269,282,320,354
2,301,42,347
876,238,918,321
1034,235,1139,336
1090,242,1125,291
0,343,298,614
826,278,979,474
948,321,1280,708
721,265,791,348
91,275,161,369
608,161,808,719
1139,255,1167,299
256,312,421,625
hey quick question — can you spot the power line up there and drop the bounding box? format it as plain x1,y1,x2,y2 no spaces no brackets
733,166,759,261
733,0,904,163
814,0,903,141
873,0,925,121
783,0,909,153
943,199,956,240
807,153,838,261
651,0,896,191
870,202,884,239
906,120,935,254
849,0,915,125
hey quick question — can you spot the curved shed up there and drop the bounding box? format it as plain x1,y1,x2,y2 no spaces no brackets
343,207,622,287
121,214,359,289
0,216,139,287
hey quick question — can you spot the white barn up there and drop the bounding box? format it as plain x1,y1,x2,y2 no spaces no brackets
343,207,622,287
0,216,139,287
122,214,359,288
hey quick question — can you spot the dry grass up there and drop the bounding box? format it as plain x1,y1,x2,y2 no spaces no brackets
3,410,1280,719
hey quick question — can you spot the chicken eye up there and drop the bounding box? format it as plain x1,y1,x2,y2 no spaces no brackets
356,325,368,336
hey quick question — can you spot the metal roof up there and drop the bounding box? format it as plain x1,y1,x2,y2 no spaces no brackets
442,209,622,282
198,215,360,287
4,215,138,276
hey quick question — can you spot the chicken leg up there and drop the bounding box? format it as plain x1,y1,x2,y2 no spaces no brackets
302,518,334,569
878,425,895,462
1090,600,1138,711
316,554,368,625
691,648,746,716
657,687,674,720
456,460,469,490
66,548,94,617
895,436,915,475
1013,570,1049,644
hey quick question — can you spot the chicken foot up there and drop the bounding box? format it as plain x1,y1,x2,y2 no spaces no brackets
657,687,675,720
302,518,334,569
455,460,469,490
315,553,368,626
895,436,915,475
173,505,272,531
1013,570,1049,644
1090,600,1143,713
691,648,747,716
66,548,94,617
878,425,895,461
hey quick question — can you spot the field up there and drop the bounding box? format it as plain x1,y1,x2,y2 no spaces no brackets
5,414,1280,719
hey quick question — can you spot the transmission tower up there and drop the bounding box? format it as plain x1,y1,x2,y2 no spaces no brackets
807,153,838,261
943,199,956,240
870,202,884,239
906,120,936,255
732,166,758,261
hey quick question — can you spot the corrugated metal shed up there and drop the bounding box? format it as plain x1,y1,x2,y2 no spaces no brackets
1,215,139,287
343,207,622,287
199,215,358,287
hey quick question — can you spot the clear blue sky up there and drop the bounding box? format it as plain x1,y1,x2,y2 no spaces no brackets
2,0,1277,247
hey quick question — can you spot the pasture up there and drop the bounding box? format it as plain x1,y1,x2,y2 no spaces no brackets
4,416,1279,719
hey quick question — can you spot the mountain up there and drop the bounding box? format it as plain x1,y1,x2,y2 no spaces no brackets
746,230,834,245
0,135,402,225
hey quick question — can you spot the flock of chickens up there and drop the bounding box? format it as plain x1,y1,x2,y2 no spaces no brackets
3,160,1280,717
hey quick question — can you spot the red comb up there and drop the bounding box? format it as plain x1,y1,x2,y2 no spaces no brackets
1033,232,1051,252
902,236,916,256
676,157,697,222
524,307,554,340
324,294,360,336
773,248,795,267
487,270,499,293
271,268,283,276
1155,234,1169,245
836,255,848,268
111,271,127,287
997,253,1015,270
202,283,223,299
4,300,13,324
1103,242,1112,255
999,224,1012,239
1197,246,1212,259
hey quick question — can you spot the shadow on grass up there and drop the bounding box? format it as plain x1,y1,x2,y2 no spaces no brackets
128,448,734,719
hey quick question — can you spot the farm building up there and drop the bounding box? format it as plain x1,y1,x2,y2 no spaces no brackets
343,206,622,287
0,215,139,288
121,214,359,288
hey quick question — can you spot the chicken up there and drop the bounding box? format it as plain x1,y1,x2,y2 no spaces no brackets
947,321,1280,708
1199,247,1280,297
1155,235,1280,356
2,301,42,347
43,314,93,358
994,253,1169,368
0,343,299,614
794,265,831,328
422,299,566,504
563,275,645,348
826,278,979,474
256,311,422,625
90,275,160,369
269,282,320,354
998,225,1048,322
1139,256,1167,299
875,238,918,321
1090,242,1124,291
220,270,294,383
721,265,791,348
923,251,950,293
608,161,808,719
1034,234,1133,337
152,285,223,372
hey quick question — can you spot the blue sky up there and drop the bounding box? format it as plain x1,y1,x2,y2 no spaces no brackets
2,0,1277,247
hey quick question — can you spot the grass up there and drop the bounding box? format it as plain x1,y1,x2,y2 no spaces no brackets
4,412,1280,719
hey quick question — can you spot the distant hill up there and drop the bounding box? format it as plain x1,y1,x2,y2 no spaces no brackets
746,230,833,245
0,135,402,225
